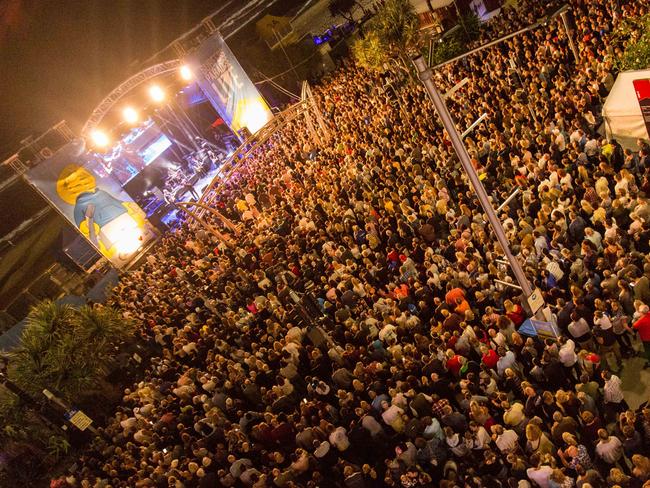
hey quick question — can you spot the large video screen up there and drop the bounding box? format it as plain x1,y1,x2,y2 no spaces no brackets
93,119,172,186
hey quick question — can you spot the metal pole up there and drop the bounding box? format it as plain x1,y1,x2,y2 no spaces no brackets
494,279,523,290
0,373,62,431
508,57,538,124
413,55,534,299
452,0,468,35
461,113,488,139
432,5,572,70
444,77,470,99
166,103,200,151
496,188,521,213
175,203,235,248
559,11,579,62
272,27,300,85
43,389,100,436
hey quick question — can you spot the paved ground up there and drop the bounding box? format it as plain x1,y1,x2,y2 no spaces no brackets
621,352,650,410
586,337,649,410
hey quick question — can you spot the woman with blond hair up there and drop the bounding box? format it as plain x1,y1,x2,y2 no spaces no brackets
607,467,632,487
548,468,575,488
469,400,492,427
632,454,650,483
526,422,555,457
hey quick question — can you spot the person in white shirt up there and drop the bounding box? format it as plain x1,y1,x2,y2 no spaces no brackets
360,412,384,438
422,416,444,440
558,337,578,379
527,457,553,488
584,227,603,251
537,153,551,170
584,137,600,158
492,424,519,453
602,371,628,421
469,421,491,450
569,128,584,146
497,349,517,377
381,401,404,432
595,429,624,465
328,425,350,452
553,129,566,152
533,231,549,257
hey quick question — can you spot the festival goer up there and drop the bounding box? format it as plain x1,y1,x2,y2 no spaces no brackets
57,0,650,486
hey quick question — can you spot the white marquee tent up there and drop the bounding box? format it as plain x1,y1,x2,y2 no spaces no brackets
602,69,650,150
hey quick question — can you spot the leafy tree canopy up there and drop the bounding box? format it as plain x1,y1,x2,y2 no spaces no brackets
613,13,650,71
352,0,421,71
8,301,135,402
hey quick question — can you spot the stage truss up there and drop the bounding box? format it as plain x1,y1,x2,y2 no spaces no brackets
81,60,183,137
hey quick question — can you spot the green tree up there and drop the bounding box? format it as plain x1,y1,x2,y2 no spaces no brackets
427,36,464,67
8,301,135,402
352,28,390,71
613,13,650,70
461,12,481,42
352,0,421,71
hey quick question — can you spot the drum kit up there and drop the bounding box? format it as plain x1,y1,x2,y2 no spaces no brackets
163,144,225,202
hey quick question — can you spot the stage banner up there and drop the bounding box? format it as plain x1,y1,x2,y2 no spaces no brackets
25,140,156,268
185,32,273,136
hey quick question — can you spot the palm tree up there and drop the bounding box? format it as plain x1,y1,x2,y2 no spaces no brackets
352,0,421,72
8,301,135,402
352,26,390,71
376,0,421,56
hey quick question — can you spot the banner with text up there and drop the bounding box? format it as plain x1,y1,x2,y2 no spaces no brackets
185,32,273,136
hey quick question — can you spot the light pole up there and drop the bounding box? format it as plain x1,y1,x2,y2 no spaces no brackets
412,55,540,308
272,25,299,86
559,9,579,63
508,57,539,124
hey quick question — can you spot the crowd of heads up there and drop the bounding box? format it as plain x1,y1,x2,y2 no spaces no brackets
62,0,650,487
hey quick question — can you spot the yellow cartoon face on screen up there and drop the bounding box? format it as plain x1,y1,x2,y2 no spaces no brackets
56,164,96,205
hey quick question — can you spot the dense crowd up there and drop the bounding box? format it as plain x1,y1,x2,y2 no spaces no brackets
61,0,650,487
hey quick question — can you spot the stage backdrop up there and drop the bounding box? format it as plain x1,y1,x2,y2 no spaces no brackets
185,32,273,136
26,140,156,268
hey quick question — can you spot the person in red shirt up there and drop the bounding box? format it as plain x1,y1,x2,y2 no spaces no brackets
505,299,526,327
481,345,499,370
445,286,465,307
446,350,464,377
633,306,650,368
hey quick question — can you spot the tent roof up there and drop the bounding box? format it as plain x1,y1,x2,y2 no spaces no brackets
603,68,650,118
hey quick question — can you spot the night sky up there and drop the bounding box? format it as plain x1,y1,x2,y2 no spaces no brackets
0,0,253,157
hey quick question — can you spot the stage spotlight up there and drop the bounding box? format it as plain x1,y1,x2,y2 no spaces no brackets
149,84,165,103
123,106,139,124
241,98,272,134
103,214,145,256
180,65,193,81
90,129,110,148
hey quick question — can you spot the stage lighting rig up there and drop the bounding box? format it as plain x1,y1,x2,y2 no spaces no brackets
89,129,110,148
123,106,139,124
149,85,166,103
180,65,193,81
